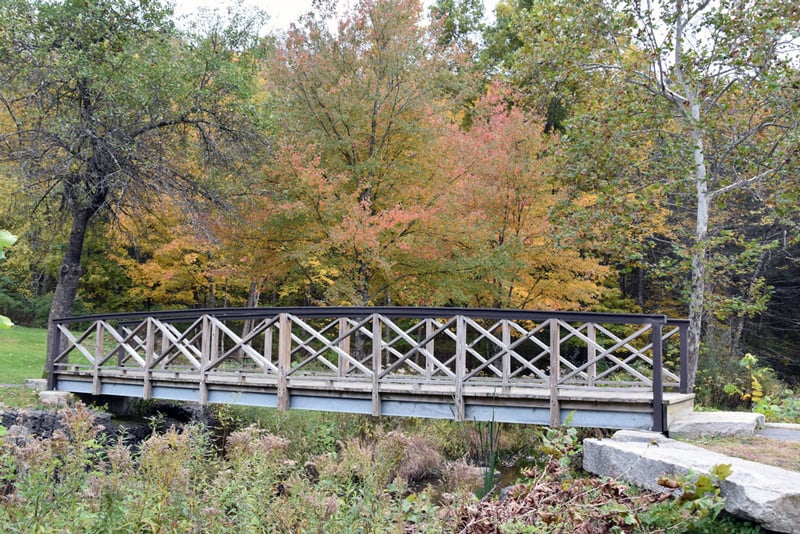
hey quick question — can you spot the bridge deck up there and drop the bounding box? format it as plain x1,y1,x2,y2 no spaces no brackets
55,369,694,431
49,307,693,432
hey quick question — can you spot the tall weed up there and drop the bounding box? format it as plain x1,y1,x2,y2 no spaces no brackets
0,405,767,532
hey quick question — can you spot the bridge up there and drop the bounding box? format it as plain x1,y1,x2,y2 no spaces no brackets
47,307,694,433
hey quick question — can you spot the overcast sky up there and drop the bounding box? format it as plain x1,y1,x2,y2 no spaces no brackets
172,0,315,31
172,0,499,32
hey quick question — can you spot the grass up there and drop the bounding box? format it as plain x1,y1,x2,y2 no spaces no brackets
0,325,47,384
0,386,41,409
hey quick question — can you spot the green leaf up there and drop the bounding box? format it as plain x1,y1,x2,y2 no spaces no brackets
694,474,716,496
0,229,18,259
710,463,733,481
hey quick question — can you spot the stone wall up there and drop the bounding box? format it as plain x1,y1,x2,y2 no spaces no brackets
1,401,214,447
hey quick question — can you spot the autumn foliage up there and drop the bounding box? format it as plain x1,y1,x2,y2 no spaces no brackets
2,0,799,389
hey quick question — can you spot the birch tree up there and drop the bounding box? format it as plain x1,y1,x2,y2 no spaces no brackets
496,0,800,389
620,0,800,388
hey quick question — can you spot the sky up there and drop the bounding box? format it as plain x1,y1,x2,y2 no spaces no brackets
172,0,499,32
172,0,315,31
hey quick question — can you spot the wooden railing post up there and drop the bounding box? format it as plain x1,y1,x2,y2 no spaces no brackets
210,316,220,366
92,321,103,395
46,321,62,391
651,322,664,433
502,321,511,389
143,318,154,401
454,315,466,422
372,314,382,416
587,323,596,387
277,313,291,411
338,317,351,378
199,316,210,405
425,319,434,381
678,322,690,394
549,318,561,427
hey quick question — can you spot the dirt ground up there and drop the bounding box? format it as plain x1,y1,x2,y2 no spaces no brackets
687,435,800,472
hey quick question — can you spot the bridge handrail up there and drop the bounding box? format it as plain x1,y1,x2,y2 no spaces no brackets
52,306,671,326
49,307,689,433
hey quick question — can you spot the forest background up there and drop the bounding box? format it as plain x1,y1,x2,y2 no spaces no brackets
0,0,798,406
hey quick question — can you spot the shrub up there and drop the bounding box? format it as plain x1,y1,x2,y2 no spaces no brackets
0,406,769,532
376,431,442,485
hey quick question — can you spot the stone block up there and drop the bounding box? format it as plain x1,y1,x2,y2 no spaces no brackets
669,411,765,438
38,390,73,407
583,430,800,533
24,379,47,391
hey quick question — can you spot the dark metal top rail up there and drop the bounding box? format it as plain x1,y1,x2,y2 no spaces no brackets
54,306,678,326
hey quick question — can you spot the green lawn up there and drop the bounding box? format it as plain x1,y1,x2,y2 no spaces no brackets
0,325,47,384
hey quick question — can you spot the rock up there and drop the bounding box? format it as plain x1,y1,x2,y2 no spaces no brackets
39,390,73,407
0,401,201,447
24,379,47,391
6,424,32,445
304,461,319,483
583,430,800,533
499,484,526,501
668,411,765,438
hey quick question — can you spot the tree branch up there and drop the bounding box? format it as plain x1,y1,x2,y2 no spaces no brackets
710,167,777,200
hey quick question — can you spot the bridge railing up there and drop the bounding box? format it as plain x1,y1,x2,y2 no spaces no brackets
48,307,689,430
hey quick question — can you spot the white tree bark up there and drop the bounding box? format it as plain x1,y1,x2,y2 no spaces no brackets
582,0,797,391
687,104,709,390
674,2,710,392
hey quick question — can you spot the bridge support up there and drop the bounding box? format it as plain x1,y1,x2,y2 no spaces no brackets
651,323,664,433
549,319,561,427
277,313,291,411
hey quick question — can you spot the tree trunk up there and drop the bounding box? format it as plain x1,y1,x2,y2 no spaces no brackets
241,280,261,342
687,236,706,391
687,109,709,392
45,207,95,388
246,281,261,308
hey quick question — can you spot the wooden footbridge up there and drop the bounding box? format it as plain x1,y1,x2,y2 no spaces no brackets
47,307,694,433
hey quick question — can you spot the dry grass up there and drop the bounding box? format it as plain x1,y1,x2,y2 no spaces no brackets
225,424,289,463
688,435,800,472
441,458,484,493
378,431,442,484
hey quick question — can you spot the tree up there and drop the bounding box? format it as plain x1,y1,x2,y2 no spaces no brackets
430,0,485,51
424,84,611,308
265,0,467,305
0,0,268,384
482,0,625,132
103,201,233,310
498,0,800,388
611,1,799,389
